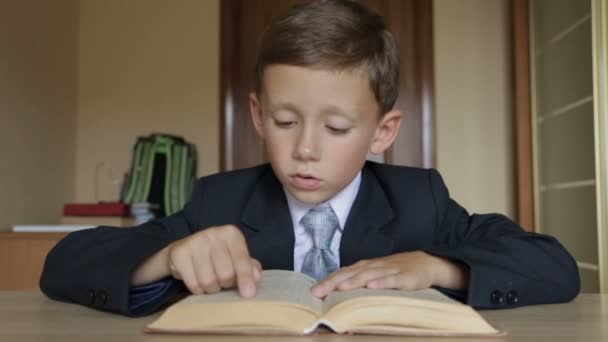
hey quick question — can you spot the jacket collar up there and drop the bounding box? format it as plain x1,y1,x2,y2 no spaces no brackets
241,166,295,269
240,162,395,269
339,164,395,266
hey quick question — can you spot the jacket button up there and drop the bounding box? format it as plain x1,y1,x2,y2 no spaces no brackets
507,290,519,305
490,290,503,305
85,289,95,305
96,290,108,306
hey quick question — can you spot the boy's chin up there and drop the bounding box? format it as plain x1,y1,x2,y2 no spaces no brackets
286,188,334,204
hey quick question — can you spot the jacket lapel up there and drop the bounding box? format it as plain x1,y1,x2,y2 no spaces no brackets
240,166,295,270
339,164,396,267
239,163,396,270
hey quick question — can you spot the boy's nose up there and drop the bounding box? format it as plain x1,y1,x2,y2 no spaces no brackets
293,129,321,161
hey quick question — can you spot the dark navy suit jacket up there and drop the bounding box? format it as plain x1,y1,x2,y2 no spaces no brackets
40,162,580,316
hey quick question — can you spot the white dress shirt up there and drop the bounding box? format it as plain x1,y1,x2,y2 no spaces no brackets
284,172,362,272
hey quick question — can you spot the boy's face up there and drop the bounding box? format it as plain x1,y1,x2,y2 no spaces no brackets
250,65,401,204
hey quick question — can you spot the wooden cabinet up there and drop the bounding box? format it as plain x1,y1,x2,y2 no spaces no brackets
0,232,67,290
514,0,608,292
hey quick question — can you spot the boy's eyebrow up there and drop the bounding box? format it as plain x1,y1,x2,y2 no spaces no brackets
266,101,359,120
265,101,300,114
321,104,356,119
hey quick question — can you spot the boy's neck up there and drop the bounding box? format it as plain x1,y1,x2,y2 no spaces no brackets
283,171,362,230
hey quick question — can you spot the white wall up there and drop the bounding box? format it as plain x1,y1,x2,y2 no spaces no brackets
0,0,515,229
434,0,515,218
75,0,220,202
0,0,78,229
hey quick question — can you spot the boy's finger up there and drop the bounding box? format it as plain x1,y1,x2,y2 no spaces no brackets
252,264,261,282
192,249,221,294
251,258,262,271
228,241,256,298
210,244,236,289
366,273,417,290
311,268,359,298
177,255,203,294
336,267,398,291
168,262,181,280
251,258,262,282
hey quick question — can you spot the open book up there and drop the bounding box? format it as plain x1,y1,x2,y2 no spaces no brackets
145,270,504,336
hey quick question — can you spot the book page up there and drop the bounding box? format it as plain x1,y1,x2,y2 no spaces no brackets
319,288,499,335
179,270,323,314
322,288,459,312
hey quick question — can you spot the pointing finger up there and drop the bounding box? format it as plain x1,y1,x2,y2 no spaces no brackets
228,238,256,298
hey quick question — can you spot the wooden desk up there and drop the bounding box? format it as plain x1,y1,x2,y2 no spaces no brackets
0,292,606,341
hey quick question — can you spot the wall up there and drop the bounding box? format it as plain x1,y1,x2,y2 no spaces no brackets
434,0,515,218
0,0,79,229
75,0,220,202
0,0,514,228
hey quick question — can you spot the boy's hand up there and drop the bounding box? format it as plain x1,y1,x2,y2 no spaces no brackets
167,225,261,298
310,251,468,298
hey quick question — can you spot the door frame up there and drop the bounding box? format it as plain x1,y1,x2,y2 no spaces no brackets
513,0,535,231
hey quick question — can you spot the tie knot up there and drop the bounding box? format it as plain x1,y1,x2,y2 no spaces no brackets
301,203,339,250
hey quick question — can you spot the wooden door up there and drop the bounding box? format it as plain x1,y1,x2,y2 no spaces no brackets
220,0,435,171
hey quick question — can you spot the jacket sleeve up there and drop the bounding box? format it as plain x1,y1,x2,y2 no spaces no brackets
39,179,206,317
424,169,580,309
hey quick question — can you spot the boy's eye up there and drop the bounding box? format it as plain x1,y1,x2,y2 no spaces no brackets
274,120,296,128
326,126,350,135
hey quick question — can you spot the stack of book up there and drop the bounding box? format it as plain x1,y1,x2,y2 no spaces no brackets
130,202,159,225
12,202,159,233
61,202,136,227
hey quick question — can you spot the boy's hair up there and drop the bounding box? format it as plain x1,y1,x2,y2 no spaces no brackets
254,0,400,115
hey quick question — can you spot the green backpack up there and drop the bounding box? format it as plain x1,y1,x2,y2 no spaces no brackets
121,134,197,217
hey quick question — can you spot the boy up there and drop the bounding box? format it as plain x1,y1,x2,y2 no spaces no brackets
40,0,579,317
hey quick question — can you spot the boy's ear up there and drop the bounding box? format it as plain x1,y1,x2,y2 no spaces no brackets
370,110,402,155
249,92,265,138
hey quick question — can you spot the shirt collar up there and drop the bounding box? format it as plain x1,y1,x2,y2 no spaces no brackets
283,171,362,231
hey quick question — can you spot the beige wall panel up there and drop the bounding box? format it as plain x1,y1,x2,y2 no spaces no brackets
539,104,595,184
0,0,78,230
536,20,593,115
541,186,598,264
579,267,599,293
434,0,514,218
533,0,590,45
75,0,220,202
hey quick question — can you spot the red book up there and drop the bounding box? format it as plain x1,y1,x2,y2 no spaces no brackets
63,203,131,217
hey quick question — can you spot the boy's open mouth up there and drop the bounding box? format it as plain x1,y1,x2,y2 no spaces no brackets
290,174,321,190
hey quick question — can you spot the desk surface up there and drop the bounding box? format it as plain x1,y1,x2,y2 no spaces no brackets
1,292,606,342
